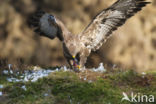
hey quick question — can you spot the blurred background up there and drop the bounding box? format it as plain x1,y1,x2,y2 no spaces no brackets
0,0,155,72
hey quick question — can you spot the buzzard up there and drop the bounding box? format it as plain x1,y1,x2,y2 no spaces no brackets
29,0,150,72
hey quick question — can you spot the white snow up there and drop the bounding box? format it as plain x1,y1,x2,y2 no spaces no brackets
3,69,14,75
9,70,13,74
0,92,2,96
142,72,146,78
3,65,73,83
7,78,21,82
21,85,27,91
55,68,59,71
0,85,3,89
142,72,146,76
3,70,9,74
84,77,87,81
44,93,49,97
2,63,107,83
8,64,12,70
4,68,55,83
63,66,68,71
92,63,106,72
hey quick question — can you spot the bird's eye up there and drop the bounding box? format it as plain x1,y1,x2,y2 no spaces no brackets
48,15,55,22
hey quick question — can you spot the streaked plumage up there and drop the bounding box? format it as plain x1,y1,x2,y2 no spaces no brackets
29,0,150,72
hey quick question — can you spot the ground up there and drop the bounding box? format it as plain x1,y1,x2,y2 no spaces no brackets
0,68,156,104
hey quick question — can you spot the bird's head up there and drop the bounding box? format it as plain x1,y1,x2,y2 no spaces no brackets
48,15,57,27
71,53,80,71
63,42,81,72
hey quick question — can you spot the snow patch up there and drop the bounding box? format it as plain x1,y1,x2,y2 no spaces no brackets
4,68,55,83
44,93,49,97
3,65,73,83
8,64,12,70
0,85,3,89
0,92,2,96
21,85,27,91
92,63,106,72
3,70,9,74
83,77,87,81
2,63,107,83
142,72,146,78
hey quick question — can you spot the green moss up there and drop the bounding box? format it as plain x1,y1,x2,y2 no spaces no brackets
0,70,156,104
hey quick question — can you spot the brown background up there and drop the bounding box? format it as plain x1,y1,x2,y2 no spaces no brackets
0,0,155,72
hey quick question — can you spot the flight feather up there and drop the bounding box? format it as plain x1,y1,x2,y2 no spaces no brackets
79,0,150,51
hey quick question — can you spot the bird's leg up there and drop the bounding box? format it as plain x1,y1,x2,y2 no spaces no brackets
79,48,90,70
67,59,73,70
79,56,87,70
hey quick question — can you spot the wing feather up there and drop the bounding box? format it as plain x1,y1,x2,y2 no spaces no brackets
29,11,58,39
29,11,72,41
79,0,150,51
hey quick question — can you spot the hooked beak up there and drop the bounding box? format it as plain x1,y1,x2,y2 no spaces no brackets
72,56,80,70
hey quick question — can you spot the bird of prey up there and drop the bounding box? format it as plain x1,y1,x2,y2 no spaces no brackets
29,0,150,72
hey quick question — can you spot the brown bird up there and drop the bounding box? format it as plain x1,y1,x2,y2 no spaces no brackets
29,0,150,72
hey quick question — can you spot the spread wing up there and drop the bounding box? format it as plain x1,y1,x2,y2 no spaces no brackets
28,11,66,41
79,0,150,51
29,11,58,39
